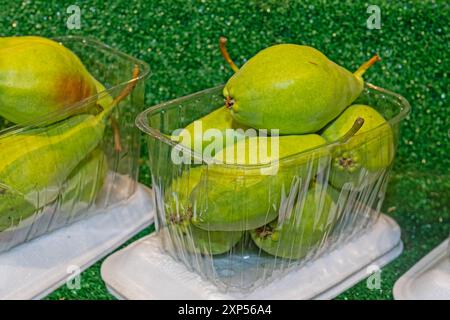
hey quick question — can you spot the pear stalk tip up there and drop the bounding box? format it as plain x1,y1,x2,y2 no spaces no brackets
354,54,381,78
219,37,239,73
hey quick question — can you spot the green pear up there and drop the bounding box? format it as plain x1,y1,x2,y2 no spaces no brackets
0,117,10,130
0,36,98,124
164,220,243,256
191,134,328,231
0,79,112,232
0,148,108,232
219,37,380,134
0,115,105,213
0,187,37,232
165,166,204,220
321,104,394,189
174,106,250,157
91,76,114,111
59,148,108,215
0,147,109,233
250,188,336,259
164,168,243,255
0,67,138,230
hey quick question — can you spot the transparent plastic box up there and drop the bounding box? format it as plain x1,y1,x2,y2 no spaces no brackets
136,83,410,292
0,36,150,252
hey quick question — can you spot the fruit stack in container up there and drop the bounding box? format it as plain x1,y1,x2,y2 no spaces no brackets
0,36,148,252
137,37,410,292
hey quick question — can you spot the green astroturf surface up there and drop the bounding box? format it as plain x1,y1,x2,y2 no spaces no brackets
0,0,448,300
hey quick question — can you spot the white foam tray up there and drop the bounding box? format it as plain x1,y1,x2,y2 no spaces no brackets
0,179,155,300
394,239,450,300
101,214,402,300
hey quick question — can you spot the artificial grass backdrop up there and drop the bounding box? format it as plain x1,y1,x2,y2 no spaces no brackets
0,0,448,300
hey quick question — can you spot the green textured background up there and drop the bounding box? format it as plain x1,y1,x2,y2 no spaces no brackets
0,0,448,300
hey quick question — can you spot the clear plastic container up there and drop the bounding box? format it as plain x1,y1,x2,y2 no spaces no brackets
136,83,410,292
0,36,150,252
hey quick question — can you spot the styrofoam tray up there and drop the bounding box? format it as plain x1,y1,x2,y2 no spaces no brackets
0,177,155,300
101,214,402,300
394,239,450,300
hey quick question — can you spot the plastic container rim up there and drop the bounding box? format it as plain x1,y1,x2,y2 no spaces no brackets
137,83,411,169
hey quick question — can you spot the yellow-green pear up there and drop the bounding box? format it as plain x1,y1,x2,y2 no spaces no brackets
174,106,250,157
164,168,243,255
0,67,138,231
191,134,328,231
60,148,108,215
219,37,380,134
164,221,243,256
0,36,98,124
250,187,336,259
321,104,394,189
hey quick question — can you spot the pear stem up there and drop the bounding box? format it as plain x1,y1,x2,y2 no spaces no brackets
111,64,140,109
100,65,140,120
219,37,239,73
103,64,140,152
110,116,122,152
340,117,365,142
354,54,381,78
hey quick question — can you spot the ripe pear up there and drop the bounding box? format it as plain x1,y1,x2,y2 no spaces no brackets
60,148,108,215
321,104,394,189
0,115,105,206
0,186,36,232
164,219,243,256
219,37,380,134
0,67,138,231
250,188,336,259
43,147,108,232
165,166,204,221
0,80,112,232
175,106,249,156
191,134,328,231
92,76,114,110
0,36,97,124
164,168,243,255
1,148,108,233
